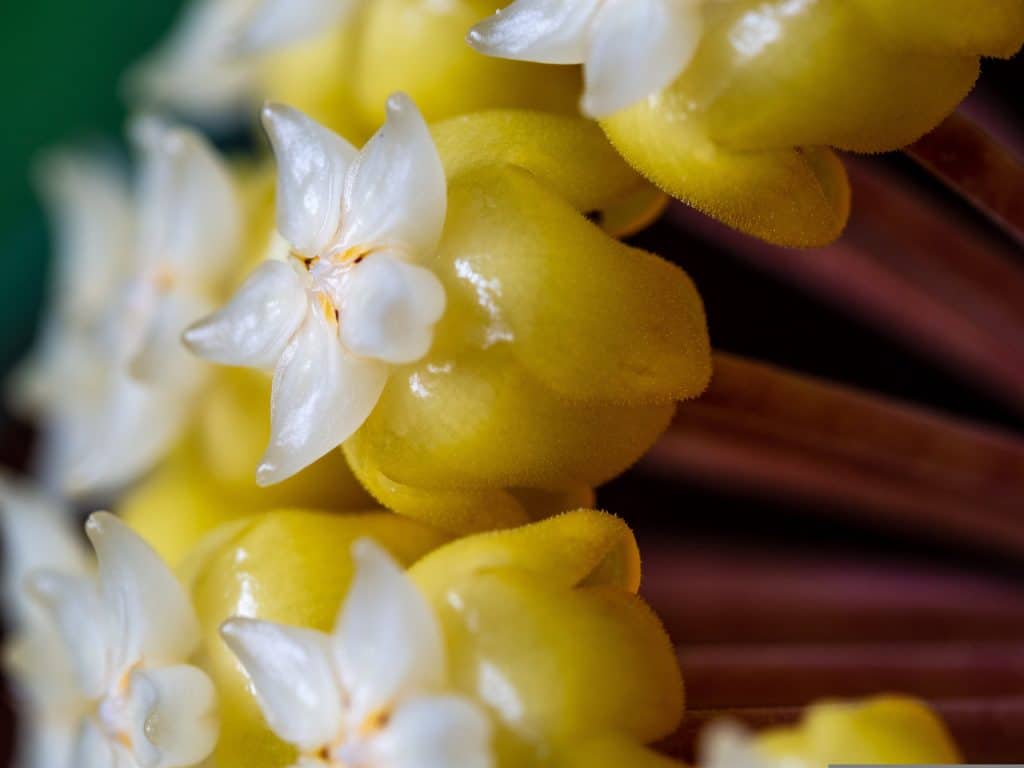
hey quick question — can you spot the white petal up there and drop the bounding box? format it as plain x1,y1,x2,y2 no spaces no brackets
73,719,132,768
25,570,109,699
184,260,309,370
337,93,446,258
333,539,445,723
124,288,214,386
220,618,342,751
86,512,199,670
370,695,493,768
581,0,704,117
466,0,601,64
14,717,77,768
65,372,193,495
0,476,88,626
132,116,242,287
125,0,259,125
339,254,445,365
257,306,388,485
239,0,358,52
124,665,219,768
33,151,134,327
261,103,357,257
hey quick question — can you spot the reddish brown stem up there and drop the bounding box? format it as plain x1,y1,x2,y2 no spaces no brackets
644,353,1024,558
669,157,1024,412
906,110,1024,247
659,697,1024,764
680,643,1024,709
640,542,1024,646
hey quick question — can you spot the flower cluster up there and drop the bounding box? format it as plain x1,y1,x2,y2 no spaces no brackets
2,1,1006,767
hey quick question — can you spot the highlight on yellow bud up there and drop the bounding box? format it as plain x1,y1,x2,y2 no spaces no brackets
185,510,451,768
543,0,1019,247
428,569,683,764
754,695,962,766
343,159,709,530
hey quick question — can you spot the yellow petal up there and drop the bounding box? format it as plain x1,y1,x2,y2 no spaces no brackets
119,448,246,567
187,511,450,768
602,99,850,248
697,2,980,154
431,110,652,218
351,346,676,502
756,695,962,766
434,570,683,761
854,0,1024,58
258,23,371,143
410,510,642,598
438,165,711,405
354,0,579,127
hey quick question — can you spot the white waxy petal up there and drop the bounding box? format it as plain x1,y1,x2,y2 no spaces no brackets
16,718,77,768
338,93,446,258
124,665,219,768
33,152,134,327
184,260,309,370
125,0,260,125
467,0,602,64
369,694,493,768
66,373,192,495
239,0,359,52
86,512,200,671
125,288,214,386
132,116,241,287
257,305,388,485
333,539,445,724
74,719,137,768
262,103,358,257
220,618,342,751
339,254,446,365
25,570,109,699
582,0,704,117
0,476,88,626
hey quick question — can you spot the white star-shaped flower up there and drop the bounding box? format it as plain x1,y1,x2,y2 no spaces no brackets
1,477,89,768
468,0,708,117
22,512,218,768
185,93,446,485
220,538,492,768
13,122,241,496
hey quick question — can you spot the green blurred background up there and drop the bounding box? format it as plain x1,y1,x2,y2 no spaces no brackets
0,0,183,374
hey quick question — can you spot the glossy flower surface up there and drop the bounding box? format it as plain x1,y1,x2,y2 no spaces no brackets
472,1,1024,246
221,538,493,768
469,0,709,118
186,94,447,485
186,99,710,531
184,509,682,767
17,512,218,768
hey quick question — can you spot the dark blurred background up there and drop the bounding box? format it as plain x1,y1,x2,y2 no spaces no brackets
2,1,1024,763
